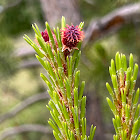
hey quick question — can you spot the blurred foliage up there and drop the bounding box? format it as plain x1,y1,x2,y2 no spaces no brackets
0,35,16,78
80,0,137,25
0,0,44,36
0,0,140,139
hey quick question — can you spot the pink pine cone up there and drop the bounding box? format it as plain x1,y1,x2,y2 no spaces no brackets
61,24,84,52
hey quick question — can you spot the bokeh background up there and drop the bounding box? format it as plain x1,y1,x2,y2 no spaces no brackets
0,0,140,140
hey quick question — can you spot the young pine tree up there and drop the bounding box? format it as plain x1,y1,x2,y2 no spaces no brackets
24,16,96,140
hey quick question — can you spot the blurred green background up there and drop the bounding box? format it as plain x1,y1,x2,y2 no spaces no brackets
0,0,140,140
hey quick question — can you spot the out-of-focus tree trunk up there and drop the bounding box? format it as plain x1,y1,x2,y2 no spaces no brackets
40,0,81,26
86,92,105,140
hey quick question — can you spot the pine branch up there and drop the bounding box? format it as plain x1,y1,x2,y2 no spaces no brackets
24,16,96,140
106,52,140,140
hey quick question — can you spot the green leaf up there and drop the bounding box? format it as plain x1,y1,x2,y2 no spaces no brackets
24,35,44,58
122,54,127,71
124,68,131,94
133,88,140,108
79,81,85,101
113,135,118,140
23,35,33,45
47,90,54,100
50,110,61,130
134,104,140,121
54,70,64,93
45,22,55,48
136,134,140,140
57,27,62,50
61,16,66,29
72,107,80,139
129,77,135,95
74,51,81,70
53,130,62,140
32,24,42,37
116,115,121,129
57,50,63,68
48,118,60,135
133,64,139,81
67,56,70,76
89,125,96,140
125,104,130,124
112,118,118,134
79,22,84,29
106,82,115,100
40,73,54,89
53,91,61,104
80,96,86,119
35,55,48,70
70,130,75,140
62,122,70,139
81,118,86,139
69,56,73,81
121,89,126,105
48,100,60,116
48,72,55,87
121,130,127,140
62,102,71,126
36,35,47,53
74,87,78,107
126,68,131,82
131,120,139,139
129,53,133,71
109,66,112,77
47,61,56,80
112,75,119,95
46,81,53,93
34,23,42,37
46,43,54,61
115,52,120,71
53,27,63,53
64,78,73,107
72,42,82,61
40,73,49,82
106,97,116,115
74,71,80,89
111,59,116,75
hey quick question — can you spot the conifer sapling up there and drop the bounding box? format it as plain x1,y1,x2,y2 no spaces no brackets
24,16,96,140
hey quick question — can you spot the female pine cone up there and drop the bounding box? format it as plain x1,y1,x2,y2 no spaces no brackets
61,24,84,52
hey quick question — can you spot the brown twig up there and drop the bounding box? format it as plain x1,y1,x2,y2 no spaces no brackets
18,60,40,69
0,124,52,140
0,93,49,124
83,3,140,47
